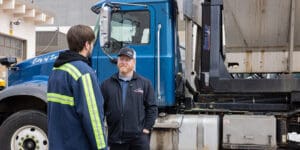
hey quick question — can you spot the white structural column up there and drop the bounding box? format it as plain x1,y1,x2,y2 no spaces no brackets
289,0,295,73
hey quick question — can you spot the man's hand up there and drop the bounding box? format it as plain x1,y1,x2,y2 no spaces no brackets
143,129,150,134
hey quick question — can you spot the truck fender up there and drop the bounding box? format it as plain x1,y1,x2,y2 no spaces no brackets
0,82,47,102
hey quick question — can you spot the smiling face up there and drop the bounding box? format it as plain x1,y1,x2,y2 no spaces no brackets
117,55,136,77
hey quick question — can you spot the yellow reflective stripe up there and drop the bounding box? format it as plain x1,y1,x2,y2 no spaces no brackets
53,63,82,80
64,63,82,78
47,93,74,106
82,74,106,149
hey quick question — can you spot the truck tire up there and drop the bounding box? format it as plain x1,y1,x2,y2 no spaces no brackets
0,110,48,150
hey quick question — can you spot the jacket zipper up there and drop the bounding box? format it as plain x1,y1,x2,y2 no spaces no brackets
118,81,124,144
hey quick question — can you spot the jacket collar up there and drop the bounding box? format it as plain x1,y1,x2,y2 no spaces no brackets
112,71,138,81
53,50,91,67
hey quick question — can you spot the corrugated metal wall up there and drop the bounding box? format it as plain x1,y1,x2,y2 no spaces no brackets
34,0,99,26
36,31,68,55
223,0,300,73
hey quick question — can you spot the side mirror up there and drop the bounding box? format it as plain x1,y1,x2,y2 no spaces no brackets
99,6,112,48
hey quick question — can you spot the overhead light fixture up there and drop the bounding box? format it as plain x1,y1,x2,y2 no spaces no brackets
10,19,22,26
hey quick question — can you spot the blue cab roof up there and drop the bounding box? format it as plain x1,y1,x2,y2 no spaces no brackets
91,0,169,13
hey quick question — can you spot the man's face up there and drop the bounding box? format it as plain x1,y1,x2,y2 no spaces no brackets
117,55,135,74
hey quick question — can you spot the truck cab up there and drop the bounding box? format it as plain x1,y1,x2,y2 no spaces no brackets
0,0,299,149
92,0,177,107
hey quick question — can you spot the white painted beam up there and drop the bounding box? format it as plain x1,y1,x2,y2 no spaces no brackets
46,16,54,24
2,0,54,25
2,0,15,10
35,12,46,23
24,8,35,18
13,4,25,14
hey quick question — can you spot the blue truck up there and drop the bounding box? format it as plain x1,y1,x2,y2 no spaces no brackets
0,0,299,149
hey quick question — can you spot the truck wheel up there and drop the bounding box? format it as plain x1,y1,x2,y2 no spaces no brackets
0,110,48,150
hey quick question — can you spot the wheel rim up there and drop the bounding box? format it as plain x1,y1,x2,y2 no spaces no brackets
11,125,48,150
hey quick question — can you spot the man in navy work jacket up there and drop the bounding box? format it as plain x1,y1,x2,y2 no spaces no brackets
101,47,158,150
47,24,107,150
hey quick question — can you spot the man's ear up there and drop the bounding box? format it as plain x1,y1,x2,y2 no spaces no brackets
133,59,136,64
84,41,90,50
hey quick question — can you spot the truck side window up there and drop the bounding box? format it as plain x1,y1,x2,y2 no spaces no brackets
110,10,150,47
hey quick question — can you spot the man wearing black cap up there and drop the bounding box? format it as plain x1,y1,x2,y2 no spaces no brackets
101,47,158,150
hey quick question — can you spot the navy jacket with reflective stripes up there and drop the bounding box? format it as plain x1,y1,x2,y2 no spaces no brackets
47,60,106,150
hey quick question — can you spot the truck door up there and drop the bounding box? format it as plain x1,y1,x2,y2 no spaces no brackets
96,6,155,88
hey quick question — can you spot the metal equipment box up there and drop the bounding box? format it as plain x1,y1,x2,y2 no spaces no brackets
223,115,277,149
151,114,219,150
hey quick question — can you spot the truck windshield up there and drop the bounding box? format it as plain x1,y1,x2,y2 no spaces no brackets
108,10,150,53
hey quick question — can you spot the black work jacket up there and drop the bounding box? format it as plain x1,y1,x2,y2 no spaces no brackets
101,72,157,145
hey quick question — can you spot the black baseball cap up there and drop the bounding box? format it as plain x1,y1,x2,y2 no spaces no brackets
118,47,135,59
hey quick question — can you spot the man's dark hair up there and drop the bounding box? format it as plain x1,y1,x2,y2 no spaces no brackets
67,25,95,52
